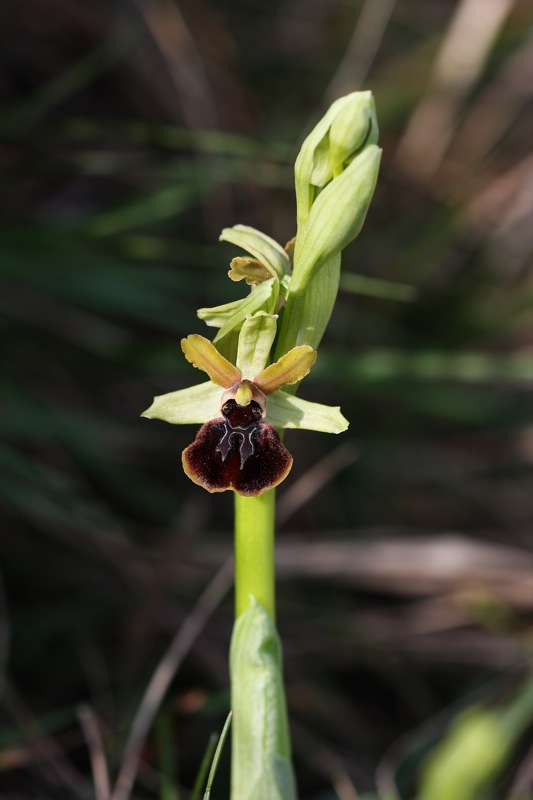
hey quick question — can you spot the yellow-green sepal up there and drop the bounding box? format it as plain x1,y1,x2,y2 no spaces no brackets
141,381,221,425
197,298,243,328
181,334,241,387
266,391,348,434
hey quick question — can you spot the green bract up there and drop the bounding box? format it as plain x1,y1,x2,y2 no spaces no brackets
230,600,296,800
291,144,381,293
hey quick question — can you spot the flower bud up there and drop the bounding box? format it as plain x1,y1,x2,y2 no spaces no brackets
275,93,381,358
295,91,379,226
291,144,381,294
329,90,379,177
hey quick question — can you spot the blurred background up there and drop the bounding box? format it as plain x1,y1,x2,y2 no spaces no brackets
2,0,533,798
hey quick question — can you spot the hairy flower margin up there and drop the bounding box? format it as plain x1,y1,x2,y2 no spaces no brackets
142,91,381,497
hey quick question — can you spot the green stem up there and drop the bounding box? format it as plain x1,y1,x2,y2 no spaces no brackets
234,490,276,620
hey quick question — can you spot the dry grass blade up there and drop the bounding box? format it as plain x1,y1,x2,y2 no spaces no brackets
1,682,88,796
111,559,233,800
510,738,533,796
278,441,359,525
451,38,533,173
326,0,397,98
462,153,533,278
0,572,10,688
77,704,111,800
134,0,218,128
395,0,515,183
292,719,360,800
276,534,533,603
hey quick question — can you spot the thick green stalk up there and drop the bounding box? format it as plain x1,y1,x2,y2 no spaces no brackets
231,489,296,797
234,489,276,620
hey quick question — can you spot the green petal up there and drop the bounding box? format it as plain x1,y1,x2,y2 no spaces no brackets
220,225,289,280
236,312,278,378
214,277,278,351
254,346,316,394
197,298,243,328
182,334,241,387
141,380,222,425
265,390,348,434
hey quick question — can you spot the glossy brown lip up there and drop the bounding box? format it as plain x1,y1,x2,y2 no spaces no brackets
182,412,292,496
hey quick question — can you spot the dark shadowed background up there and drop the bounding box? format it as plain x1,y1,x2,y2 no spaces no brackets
2,1,533,798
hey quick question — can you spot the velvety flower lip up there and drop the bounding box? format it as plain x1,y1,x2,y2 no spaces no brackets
142,329,349,497
182,399,293,497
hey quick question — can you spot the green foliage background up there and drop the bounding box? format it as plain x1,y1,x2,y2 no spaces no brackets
1,1,533,797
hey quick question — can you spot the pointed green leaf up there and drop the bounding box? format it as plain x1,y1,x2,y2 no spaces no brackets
214,278,278,350
230,600,296,800
419,707,507,800
141,381,221,425
255,346,316,395
266,391,348,433
182,335,241,387
220,225,289,280
197,298,244,328
236,313,278,379
244,757,297,800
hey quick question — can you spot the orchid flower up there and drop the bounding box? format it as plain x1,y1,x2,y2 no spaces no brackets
142,313,348,496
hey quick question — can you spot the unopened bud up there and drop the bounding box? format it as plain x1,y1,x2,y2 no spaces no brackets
295,91,379,225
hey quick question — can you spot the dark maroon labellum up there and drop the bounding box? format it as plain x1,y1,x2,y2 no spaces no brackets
182,400,292,496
